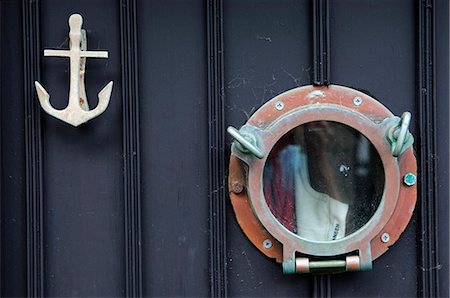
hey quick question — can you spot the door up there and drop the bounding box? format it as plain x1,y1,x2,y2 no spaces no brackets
0,0,448,297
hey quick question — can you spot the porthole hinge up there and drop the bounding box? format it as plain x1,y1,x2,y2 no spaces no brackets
283,244,373,274
294,256,361,274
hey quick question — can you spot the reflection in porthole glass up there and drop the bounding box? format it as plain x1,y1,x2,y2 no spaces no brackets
263,121,385,242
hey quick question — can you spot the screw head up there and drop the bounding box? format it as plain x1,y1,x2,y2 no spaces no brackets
263,239,272,249
381,232,390,243
403,173,417,186
275,101,284,110
353,97,363,106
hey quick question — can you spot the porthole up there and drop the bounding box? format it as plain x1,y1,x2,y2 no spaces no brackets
227,85,417,274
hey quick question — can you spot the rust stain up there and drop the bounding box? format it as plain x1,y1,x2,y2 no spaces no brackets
229,157,283,262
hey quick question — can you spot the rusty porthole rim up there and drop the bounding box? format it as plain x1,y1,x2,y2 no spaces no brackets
237,104,400,259
230,85,408,259
229,85,417,268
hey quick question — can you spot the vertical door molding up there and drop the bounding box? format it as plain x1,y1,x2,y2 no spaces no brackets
0,1,2,294
418,0,440,296
120,0,143,296
312,0,330,86
313,274,331,298
207,0,227,297
22,0,44,296
312,0,331,296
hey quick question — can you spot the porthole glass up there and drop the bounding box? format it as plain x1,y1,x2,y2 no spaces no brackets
263,121,385,242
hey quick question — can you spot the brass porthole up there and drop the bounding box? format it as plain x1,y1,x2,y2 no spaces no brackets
227,85,417,274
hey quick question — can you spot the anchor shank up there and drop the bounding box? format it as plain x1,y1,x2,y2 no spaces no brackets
68,49,82,109
68,20,82,110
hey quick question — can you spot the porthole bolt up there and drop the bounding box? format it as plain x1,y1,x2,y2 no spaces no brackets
263,239,272,249
403,173,417,186
381,233,390,243
353,96,363,106
227,126,265,159
275,101,284,110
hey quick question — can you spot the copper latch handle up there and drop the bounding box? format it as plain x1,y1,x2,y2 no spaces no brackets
227,126,265,159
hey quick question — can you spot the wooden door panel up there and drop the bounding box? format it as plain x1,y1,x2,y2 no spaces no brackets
137,0,210,296
0,0,448,297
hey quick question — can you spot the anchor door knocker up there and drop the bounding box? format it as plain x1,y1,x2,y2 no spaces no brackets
35,13,113,127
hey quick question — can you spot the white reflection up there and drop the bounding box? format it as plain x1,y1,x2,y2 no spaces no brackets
294,148,348,241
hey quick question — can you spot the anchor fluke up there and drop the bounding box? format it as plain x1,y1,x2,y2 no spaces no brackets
34,81,52,111
35,80,114,127
95,81,114,114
